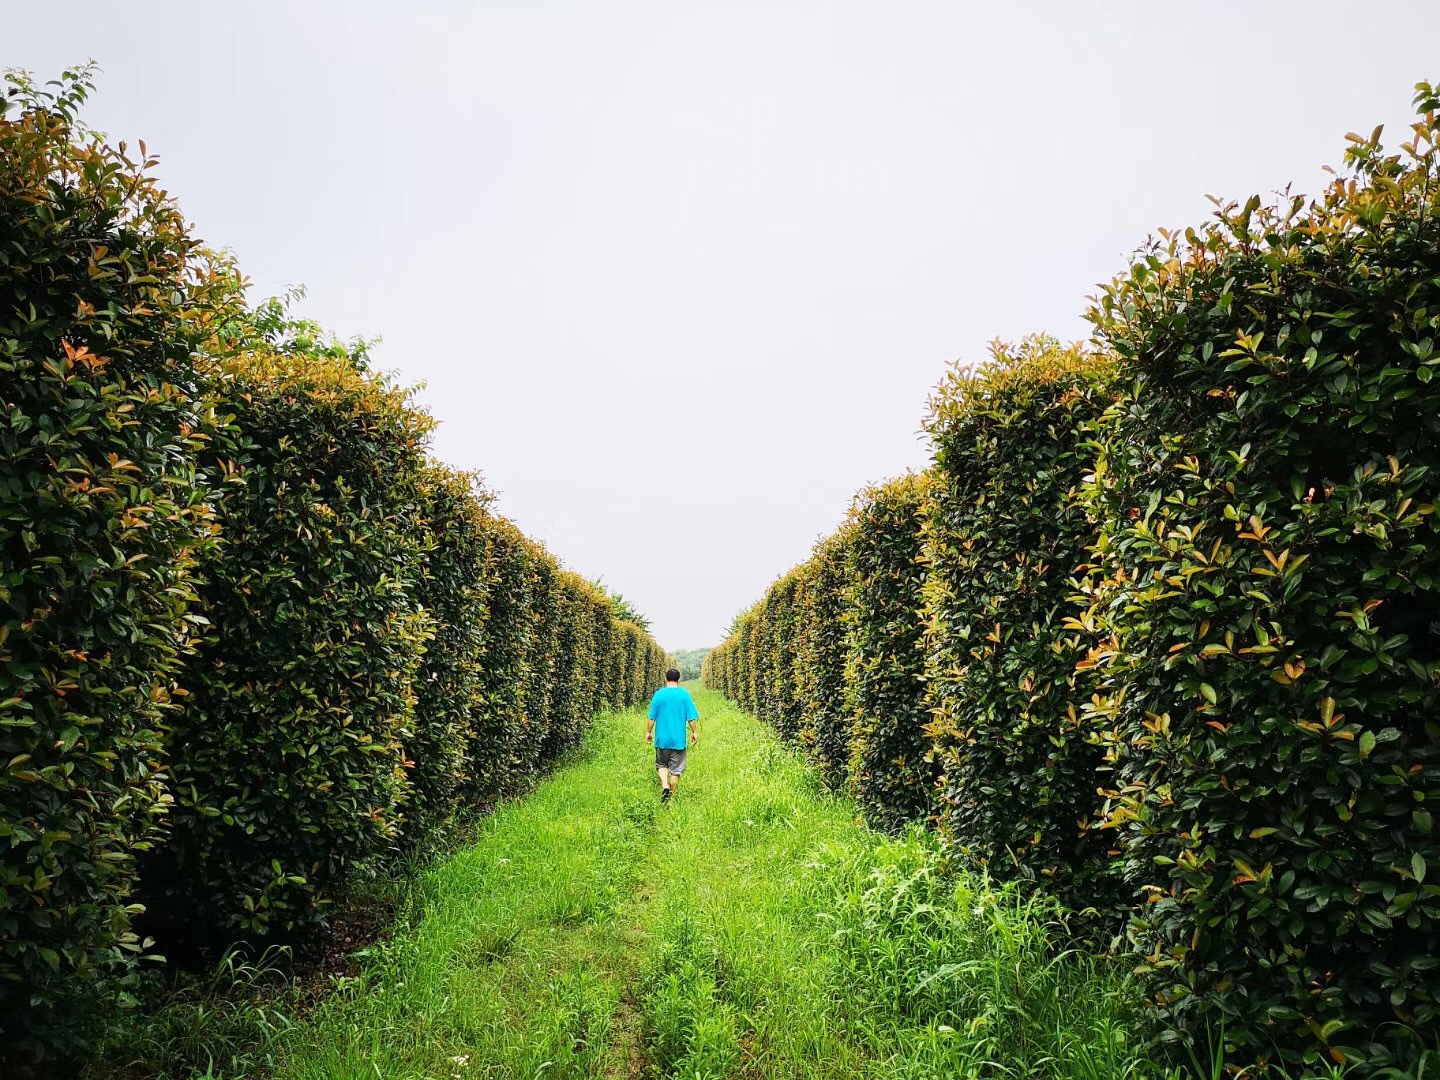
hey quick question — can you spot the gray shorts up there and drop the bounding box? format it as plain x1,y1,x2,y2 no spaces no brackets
655,747,687,775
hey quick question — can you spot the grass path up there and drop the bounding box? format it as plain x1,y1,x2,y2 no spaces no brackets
273,689,1172,1080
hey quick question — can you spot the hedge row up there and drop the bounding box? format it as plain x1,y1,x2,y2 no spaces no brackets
705,476,936,832
1,69,228,1059
705,86,1440,1071
0,70,667,1062
925,338,1122,918
845,474,936,832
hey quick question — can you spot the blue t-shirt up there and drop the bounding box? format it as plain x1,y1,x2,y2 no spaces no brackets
648,685,699,749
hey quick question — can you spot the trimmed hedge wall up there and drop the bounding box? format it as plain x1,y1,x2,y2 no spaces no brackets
405,465,491,849
793,527,856,790
1076,88,1440,1067
0,73,667,1064
766,572,803,743
138,341,435,945
467,515,534,804
540,575,594,763
923,338,1122,916
707,86,1440,1071
519,553,560,782
0,69,233,1047
844,474,937,832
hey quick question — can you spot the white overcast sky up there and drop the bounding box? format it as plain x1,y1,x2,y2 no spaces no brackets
11,2,1438,649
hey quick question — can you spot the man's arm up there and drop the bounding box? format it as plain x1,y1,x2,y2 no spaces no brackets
645,717,655,743
688,718,698,746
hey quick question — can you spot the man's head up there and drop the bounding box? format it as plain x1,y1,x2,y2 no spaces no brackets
666,668,681,684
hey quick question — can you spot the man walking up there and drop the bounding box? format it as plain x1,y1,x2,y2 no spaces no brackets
646,668,699,803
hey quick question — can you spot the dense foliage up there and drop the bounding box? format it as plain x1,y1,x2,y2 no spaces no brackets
465,516,534,803
707,87,1440,1071
924,338,1122,915
758,572,804,742
0,71,667,1068
1077,87,1440,1068
0,68,231,1050
404,465,491,849
844,474,937,832
138,339,435,946
792,527,856,790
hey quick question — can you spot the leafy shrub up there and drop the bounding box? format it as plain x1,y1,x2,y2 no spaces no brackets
717,565,824,757
923,338,1122,914
526,562,653,769
735,615,758,714
651,640,666,695
599,603,623,712
698,642,712,689
723,613,745,711
1079,87,1440,1068
139,332,434,947
404,464,492,848
794,528,858,790
699,78,1440,1077
703,612,741,704
540,574,600,762
718,639,733,696
762,572,803,741
699,638,724,695
603,623,627,713
647,639,666,701
588,608,615,716
611,621,629,711
623,622,648,708
0,68,231,1055
466,515,534,803
518,552,560,782
845,473,938,832
747,595,775,727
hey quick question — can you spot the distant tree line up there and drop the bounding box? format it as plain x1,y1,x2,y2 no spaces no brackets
673,648,710,681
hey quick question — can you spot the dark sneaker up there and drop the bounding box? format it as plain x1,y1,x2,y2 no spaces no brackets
661,788,671,804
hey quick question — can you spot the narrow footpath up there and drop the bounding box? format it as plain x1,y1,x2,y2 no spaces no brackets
274,689,1161,1080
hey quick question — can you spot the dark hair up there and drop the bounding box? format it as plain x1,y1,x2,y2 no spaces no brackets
666,668,681,682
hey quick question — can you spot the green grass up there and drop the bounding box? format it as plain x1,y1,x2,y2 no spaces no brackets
247,688,1181,1079
86,688,1438,1078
